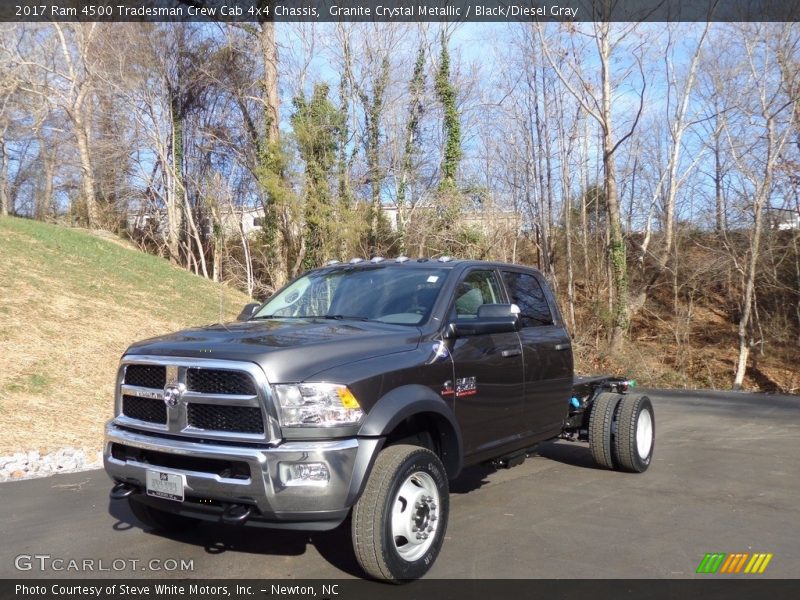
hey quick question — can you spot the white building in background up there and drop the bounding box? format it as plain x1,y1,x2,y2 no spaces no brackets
380,204,523,235
128,203,524,239
766,207,800,231
127,206,266,237
224,207,264,235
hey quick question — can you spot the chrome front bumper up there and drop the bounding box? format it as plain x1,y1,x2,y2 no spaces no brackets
104,422,381,529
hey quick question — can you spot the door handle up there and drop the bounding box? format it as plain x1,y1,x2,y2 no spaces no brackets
554,343,571,351
501,348,522,358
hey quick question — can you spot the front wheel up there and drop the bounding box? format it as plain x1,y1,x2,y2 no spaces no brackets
352,444,449,582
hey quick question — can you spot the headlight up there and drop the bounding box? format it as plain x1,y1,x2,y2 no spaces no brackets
273,383,364,427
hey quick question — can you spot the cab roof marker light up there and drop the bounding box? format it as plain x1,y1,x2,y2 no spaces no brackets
326,259,340,265
395,256,409,263
438,256,452,262
349,257,364,264
370,256,384,263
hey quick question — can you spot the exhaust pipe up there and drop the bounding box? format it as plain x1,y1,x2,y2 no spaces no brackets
110,482,137,500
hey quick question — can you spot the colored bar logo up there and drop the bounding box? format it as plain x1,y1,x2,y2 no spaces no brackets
696,553,773,574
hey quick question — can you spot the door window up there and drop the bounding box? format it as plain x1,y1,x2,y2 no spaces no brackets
452,270,504,320
501,271,554,327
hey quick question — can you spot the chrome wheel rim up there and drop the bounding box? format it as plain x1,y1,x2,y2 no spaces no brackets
391,471,439,561
636,408,653,459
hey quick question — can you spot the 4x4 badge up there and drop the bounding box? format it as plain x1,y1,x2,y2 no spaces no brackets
163,383,185,408
441,377,477,398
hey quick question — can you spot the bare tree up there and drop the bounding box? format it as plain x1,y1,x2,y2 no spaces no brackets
630,23,710,316
724,24,797,388
538,17,646,352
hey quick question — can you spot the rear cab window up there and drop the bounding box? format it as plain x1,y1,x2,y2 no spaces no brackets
501,271,554,328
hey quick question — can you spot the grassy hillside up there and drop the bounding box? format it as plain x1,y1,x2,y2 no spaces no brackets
0,216,251,455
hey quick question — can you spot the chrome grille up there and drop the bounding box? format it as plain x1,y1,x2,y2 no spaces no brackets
122,395,166,424
115,356,277,443
187,404,264,434
187,368,256,395
124,365,166,389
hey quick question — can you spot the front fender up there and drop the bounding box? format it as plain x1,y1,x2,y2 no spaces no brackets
358,384,463,478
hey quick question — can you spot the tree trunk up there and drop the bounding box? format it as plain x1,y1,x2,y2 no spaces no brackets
184,195,209,279
241,216,254,297
74,113,100,228
733,119,773,389
793,228,800,347
532,67,551,276
714,132,726,233
37,135,55,220
563,154,576,332
166,97,186,266
0,137,9,217
260,21,279,143
366,56,390,252
599,31,628,353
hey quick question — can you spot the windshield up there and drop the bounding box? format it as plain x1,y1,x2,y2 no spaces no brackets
253,266,449,326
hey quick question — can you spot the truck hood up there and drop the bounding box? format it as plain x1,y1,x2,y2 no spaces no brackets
124,319,421,382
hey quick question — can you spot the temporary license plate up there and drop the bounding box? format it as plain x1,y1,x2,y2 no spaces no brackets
145,470,185,502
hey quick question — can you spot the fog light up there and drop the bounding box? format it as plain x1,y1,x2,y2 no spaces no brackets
279,462,330,487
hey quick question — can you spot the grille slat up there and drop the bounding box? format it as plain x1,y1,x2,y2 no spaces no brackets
122,394,166,424
187,368,256,395
187,404,264,434
124,365,166,389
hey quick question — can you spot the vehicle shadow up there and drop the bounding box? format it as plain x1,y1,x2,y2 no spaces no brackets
449,464,494,494
533,440,601,470
107,499,365,578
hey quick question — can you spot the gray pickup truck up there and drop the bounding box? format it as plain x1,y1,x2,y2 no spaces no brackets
104,257,655,581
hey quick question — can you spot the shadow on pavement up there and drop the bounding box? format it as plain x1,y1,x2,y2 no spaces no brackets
534,440,601,470
107,498,365,578
449,464,494,494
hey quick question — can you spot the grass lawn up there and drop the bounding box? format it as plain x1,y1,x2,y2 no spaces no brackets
0,216,251,455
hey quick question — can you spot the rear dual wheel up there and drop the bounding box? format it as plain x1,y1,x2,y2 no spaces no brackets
614,394,655,472
589,393,655,473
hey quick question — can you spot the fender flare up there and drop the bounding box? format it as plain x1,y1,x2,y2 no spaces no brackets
358,384,463,478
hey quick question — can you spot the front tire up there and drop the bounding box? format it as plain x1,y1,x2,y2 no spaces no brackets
613,394,655,473
352,445,449,582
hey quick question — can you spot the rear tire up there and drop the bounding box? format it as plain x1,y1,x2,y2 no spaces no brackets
589,392,622,469
127,497,200,533
613,394,655,473
352,445,449,582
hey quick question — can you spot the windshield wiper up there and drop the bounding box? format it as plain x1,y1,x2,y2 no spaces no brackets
321,314,373,322
252,314,374,321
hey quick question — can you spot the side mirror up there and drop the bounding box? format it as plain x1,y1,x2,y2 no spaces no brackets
477,303,520,319
237,302,261,321
445,303,519,338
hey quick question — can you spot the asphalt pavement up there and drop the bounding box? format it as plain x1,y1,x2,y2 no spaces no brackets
1,390,798,579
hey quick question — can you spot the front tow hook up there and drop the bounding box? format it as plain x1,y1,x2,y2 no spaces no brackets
110,482,137,500
222,504,253,525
